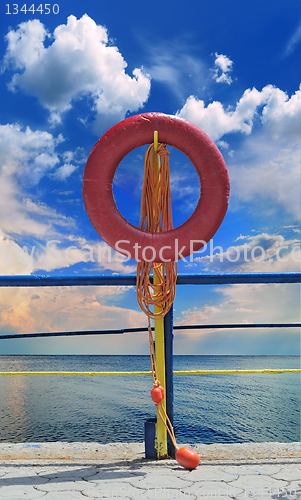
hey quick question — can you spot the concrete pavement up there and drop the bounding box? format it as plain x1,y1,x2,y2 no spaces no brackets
0,442,300,499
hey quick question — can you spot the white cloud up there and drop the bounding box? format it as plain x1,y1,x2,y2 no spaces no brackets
0,122,138,275
3,14,151,131
229,144,301,221
0,174,51,237
52,163,78,181
34,239,136,274
0,123,75,236
178,283,300,327
3,17,47,69
0,232,137,276
174,284,300,354
177,84,301,220
193,232,301,273
261,84,301,142
283,225,301,234
177,85,272,141
61,147,86,164
216,140,234,156
284,20,301,56
0,285,146,354
0,123,63,180
174,282,300,354
225,86,301,220
142,40,207,99
212,53,233,84
22,198,70,223
177,84,301,142
0,229,35,275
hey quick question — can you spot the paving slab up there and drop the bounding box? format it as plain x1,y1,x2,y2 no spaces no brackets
0,442,300,499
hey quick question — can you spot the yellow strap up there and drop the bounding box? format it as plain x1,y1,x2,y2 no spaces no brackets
0,371,152,376
174,369,301,374
0,369,299,376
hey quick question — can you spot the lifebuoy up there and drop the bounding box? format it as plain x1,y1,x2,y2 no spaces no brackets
82,112,230,262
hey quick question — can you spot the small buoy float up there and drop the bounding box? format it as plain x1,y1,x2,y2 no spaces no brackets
151,385,165,403
175,447,200,470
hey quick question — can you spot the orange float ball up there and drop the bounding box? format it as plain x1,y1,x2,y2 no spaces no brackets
151,385,165,403
175,447,200,470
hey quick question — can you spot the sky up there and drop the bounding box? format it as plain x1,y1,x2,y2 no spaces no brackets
0,0,300,355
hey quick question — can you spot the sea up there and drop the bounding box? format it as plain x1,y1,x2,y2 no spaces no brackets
0,355,300,444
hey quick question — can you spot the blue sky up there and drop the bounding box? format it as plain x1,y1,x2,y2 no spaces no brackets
0,0,300,355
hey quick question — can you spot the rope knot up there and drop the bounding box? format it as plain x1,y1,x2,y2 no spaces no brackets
156,143,170,156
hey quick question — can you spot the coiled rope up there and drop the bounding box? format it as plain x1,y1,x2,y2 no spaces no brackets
136,142,177,319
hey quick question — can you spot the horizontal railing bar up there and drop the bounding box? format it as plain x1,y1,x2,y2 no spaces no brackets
0,323,300,340
0,369,300,376
0,272,300,287
176,273,301,285
0,275,136,287
0,330,131,340
174,323,301,330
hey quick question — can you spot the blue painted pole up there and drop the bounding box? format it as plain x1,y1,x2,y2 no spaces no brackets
164,304,175,457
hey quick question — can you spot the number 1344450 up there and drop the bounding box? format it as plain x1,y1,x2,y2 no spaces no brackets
6,4,59,14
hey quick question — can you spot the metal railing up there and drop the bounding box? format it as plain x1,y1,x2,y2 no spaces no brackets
0,272,300,341
0,272,300,287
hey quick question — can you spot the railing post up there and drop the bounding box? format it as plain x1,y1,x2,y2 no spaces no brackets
164,304,175,457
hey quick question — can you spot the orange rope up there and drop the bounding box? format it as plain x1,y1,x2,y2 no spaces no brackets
148,324,158,385
148,320,178,449
136,141,178,451
136,143,177,319
156,400,177,449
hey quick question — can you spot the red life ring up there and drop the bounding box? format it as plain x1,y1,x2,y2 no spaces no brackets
82,112,229,262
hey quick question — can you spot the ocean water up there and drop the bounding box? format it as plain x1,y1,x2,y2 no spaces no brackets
0,355,300,444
